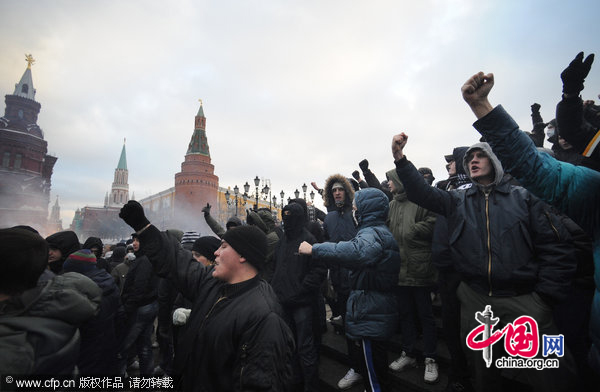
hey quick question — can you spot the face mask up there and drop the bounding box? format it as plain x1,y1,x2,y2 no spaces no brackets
546,128,555,139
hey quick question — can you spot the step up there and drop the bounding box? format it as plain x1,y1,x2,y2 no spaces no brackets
323,320,452,368
319,324,449,392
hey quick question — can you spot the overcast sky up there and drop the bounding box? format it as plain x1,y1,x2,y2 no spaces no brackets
1,0,599,227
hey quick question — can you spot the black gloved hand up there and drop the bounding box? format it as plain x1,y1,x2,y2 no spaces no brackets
352,170,360,181
359,159,369,172
531,103,543,128
201,203,211,217
561,52,595,95
119,200,150,231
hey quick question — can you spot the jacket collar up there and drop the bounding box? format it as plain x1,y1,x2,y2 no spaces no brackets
465,174,513,197
221,275,260,298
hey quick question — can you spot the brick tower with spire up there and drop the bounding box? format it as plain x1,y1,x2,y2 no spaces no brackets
174,100,219,230
0,55,57,233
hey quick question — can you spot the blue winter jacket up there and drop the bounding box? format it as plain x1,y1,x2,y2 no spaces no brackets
473,105,600,373
312,188,400,341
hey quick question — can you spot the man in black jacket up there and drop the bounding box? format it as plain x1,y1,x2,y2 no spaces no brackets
117,233,158,376
119,200,295,391
271,202,326,391
391,134,578,392
62,249,121,375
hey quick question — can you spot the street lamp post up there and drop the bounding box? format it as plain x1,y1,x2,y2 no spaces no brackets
253,176,260,211
280,190,285,211
233,185,239,216
310,190,315,203
224,189,231,218
294,189,300,199
302,183,307,200
243,181,250,213
263,183,271,210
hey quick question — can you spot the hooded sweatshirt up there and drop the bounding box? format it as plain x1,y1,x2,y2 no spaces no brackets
45,231,81,274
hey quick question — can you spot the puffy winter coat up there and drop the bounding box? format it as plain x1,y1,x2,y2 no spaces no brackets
395,141,576,302
473,104,600,373
386,169,437,286
0,273,101,374
312,188,400,341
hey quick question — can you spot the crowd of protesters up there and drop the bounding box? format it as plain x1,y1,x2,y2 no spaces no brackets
2,52,600,392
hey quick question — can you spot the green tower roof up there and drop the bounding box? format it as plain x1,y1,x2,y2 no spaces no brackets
117,140,127,170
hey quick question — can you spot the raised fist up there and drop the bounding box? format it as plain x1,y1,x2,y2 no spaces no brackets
119,200,150,231
561,52,595,95
201,203,212,217
359,159,369,172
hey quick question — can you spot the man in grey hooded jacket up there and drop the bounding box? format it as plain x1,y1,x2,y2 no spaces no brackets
391,134,578,392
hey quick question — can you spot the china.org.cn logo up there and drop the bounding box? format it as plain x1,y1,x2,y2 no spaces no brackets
465,305,563,370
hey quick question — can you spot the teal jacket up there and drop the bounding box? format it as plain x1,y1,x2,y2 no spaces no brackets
474,105,600,372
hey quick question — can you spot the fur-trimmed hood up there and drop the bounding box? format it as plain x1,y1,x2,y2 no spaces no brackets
323,174,355,209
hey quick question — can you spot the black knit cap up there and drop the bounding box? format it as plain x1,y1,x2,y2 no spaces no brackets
192,236,221,262
222,225,267,271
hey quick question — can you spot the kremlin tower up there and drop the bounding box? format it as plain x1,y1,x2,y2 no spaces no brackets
105,139,129,207
174,100,219,230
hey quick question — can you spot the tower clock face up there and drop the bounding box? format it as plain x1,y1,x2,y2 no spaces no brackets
18,109,24,119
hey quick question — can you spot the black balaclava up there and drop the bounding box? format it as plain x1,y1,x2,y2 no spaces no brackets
282,202,305,239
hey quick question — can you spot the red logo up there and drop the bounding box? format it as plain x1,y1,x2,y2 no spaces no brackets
466,305,539,367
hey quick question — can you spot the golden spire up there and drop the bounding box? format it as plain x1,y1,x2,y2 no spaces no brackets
198,98,203,106
25,54,35,69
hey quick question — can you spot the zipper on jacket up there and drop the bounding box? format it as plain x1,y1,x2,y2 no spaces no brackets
240,343,248,390
206,295,226,319
199,295,227,332
544,211,561,239
484,191,493,296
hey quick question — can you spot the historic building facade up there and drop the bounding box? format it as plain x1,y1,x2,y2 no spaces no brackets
70,100,279,240
0,55,57,233
70,142,131,240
